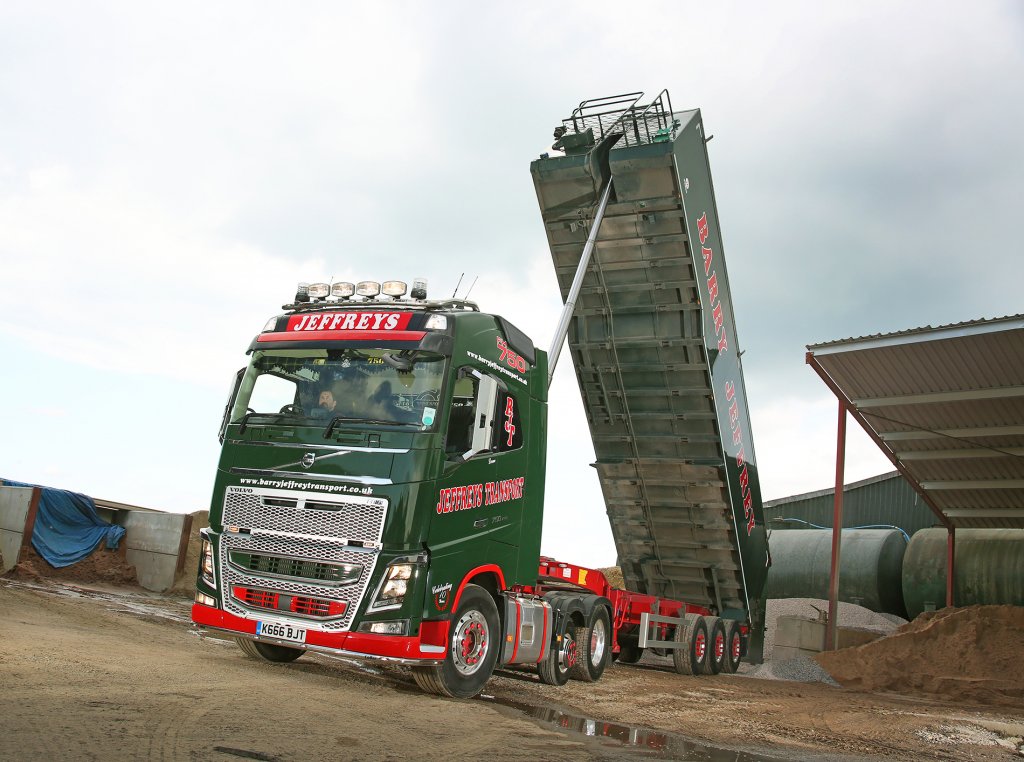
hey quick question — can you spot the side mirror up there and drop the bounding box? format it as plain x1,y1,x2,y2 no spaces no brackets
218,368,246,444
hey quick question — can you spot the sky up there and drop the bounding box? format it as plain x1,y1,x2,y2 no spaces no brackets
2,1,1022,568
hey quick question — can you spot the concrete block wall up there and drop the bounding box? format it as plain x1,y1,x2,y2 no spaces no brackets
0,487,39,574
0,484,192,592
773,614,882,660
115,510,193,593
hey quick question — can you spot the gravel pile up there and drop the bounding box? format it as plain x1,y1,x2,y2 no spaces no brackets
761,597,905,661
733,598,906,684
743,655,840,686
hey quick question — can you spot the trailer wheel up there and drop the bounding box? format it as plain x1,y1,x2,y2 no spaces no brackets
701,617,727,675
538,617,576,686
235,637,304,663
672,614,708,675
722,620,743,674
570,607,611,682
616,644,644,664
412,584,499,698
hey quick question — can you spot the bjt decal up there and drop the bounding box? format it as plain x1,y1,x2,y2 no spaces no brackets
504,397,516,446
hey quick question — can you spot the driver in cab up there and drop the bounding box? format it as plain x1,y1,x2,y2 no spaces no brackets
311,389,338,418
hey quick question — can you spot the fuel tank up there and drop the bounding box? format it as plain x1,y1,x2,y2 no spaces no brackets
902,528,1024,619
763,529,907,618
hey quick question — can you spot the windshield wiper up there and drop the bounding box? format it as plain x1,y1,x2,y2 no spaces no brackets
323,416,415,439
238,411,291,435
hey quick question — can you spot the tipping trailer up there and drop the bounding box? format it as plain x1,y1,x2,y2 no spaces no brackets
530,91,770,661
190,90,768,698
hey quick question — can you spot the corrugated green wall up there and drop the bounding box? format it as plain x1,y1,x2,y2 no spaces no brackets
764,472,939,536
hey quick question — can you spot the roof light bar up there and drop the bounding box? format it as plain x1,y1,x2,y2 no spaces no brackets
410,278,427,300
307,282,330,299
332,281,355,298
356,281,381,298
382,280,407,299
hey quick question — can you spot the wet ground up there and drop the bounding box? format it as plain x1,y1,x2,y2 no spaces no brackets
2,578,1023,760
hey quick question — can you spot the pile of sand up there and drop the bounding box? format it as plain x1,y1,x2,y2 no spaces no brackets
598,566,625,590
815,605,1024,706
5,544,139,586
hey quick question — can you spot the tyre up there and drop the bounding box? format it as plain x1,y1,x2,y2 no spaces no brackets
671,614,708,675
615,644,644,664
538,616,577,686
412,584,500,699
701,616,727,675
722,619,743,674
235,637,304,663
570,607,611,682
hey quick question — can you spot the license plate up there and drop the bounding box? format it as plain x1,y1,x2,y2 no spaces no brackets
256,621,307,644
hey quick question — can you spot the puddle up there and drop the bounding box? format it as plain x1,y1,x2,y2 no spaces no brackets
2,578,191,624
479,693,780,760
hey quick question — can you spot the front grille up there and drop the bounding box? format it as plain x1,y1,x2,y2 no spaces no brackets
223,486,386,545
229,550,362,585
232,586,347,620
218,486,386,632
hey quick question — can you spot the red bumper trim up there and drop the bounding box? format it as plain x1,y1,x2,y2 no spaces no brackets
191,604,448,661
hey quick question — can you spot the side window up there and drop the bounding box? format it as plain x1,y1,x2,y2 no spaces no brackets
496,391,523,451
445,373,478,455
445,367,523,457
249,374,299,414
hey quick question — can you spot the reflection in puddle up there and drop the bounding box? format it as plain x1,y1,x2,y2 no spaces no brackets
480,693,778,760
2,579,191,623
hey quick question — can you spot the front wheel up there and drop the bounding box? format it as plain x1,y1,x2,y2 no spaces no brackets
235,637,304,663
570,607,611,682
413,584,499,699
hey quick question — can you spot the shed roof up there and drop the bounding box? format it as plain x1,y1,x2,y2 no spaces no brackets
806,314,1024,530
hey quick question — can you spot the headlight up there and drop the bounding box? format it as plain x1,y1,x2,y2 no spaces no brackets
424,314,447,330
201,537,215,584
195,592,217,607
370,563,415,610
357,620,409,636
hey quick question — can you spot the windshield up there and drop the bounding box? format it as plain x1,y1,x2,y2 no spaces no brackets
230,348,447,429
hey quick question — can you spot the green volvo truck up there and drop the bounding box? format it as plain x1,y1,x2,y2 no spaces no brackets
192,91,769,698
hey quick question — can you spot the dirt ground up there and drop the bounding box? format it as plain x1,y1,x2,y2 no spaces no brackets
2,579,1024,761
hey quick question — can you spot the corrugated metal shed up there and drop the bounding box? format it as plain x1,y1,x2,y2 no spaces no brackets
806,314,1024,531
764,471,939,536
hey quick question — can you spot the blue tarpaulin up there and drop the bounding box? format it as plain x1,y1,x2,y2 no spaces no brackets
1,478,126,567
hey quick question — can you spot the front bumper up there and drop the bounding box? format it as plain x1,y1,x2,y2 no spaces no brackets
191,603,446,666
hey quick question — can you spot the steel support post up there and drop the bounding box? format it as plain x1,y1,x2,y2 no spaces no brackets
547,179,614,388
946,526,956,608
825,400,847,652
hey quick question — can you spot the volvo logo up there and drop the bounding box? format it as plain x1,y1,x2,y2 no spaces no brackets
300,452,316,469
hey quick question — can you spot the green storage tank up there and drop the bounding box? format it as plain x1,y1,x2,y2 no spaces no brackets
764,529,907,618
902,528,1024,619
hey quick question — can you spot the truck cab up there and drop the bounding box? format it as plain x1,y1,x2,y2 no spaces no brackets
192,279,550,697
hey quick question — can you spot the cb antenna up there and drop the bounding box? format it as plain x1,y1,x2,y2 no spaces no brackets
451,273,464,299
463,276,479,301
